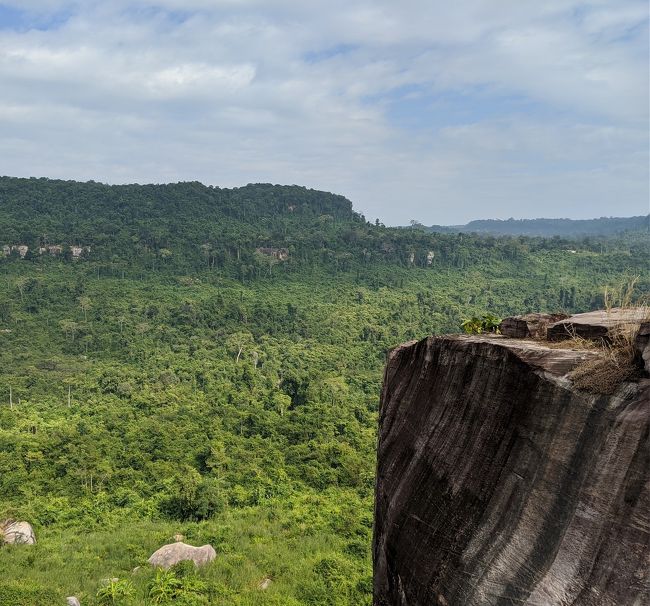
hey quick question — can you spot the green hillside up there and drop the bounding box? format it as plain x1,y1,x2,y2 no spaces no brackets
0,178,648,605
423,215,649,237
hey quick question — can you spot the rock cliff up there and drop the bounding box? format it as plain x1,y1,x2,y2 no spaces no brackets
373,319,650,605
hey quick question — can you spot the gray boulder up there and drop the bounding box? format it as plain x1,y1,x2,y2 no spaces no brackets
66,598,81,606
1,520,36,545
148,542,216,569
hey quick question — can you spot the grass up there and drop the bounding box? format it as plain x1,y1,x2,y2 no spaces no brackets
523,277,649,394
567,300,649,395
569,350,642,395
0,491,372,605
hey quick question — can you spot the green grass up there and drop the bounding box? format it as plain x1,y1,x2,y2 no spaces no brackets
0,491,372,605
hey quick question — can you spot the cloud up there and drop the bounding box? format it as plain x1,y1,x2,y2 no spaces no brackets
0,0,647,224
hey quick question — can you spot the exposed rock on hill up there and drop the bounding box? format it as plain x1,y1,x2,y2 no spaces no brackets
636,321,650,373
1,520,36,545
374,318,650,605
547,307,647,342
148,542,216,569
499,313,568,339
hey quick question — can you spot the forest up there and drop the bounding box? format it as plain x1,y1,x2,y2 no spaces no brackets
0,177,648,605
422,215,649,237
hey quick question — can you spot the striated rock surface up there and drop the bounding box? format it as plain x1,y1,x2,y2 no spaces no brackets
636,321,650,374
547,307,647,342
374,333,650,606
500,313,568,339
0,520,36,545
148,542,216,569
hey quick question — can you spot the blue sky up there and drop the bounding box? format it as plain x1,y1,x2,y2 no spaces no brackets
0,0,647,224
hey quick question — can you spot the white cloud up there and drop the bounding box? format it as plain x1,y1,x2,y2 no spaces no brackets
0,0,647,223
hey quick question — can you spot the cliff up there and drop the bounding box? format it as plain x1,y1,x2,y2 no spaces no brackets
373,316,650,605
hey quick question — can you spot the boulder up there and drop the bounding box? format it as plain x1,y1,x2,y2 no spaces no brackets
547,307,647,342
258,577,272,590
66,598,81,606
148,542,216,569
1,520,36,545
499,313,568,339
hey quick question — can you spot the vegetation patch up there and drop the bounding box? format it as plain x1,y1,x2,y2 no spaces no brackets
0,581,59,606
569,351,641,395
0,179,648,603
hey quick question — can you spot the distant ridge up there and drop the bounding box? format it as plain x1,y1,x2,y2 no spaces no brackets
420,215,649,237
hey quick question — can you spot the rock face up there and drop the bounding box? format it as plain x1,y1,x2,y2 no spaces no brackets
148,542,216,569
374,333,650,606
499,313,568,339
636,321,650,374
0,520,36,545
547,307,647,342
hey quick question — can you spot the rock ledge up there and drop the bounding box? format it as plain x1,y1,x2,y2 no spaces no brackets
374,312,650,606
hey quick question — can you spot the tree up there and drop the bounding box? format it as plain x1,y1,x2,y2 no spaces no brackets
59,319,79,341
226,331,255,363
79,296,92,321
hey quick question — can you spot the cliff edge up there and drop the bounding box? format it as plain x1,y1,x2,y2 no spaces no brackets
373,312,650,605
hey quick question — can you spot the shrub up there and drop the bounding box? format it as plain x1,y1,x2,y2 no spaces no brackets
147,567,208,605
0,581,59,606
460,313,502,334
148,569,183,604
96,579,135,605
160,471,224,521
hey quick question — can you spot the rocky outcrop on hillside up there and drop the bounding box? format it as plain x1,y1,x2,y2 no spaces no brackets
636,321,650,373
374,311,650,606
546,307,647,342
1,520,36,545
148,542,216,569
499,312,568,339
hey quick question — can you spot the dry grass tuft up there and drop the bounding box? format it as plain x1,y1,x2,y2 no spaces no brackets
545,334,599,351
568,293,649,394
569,349,641,395
604,276,641,312
568,327,644,395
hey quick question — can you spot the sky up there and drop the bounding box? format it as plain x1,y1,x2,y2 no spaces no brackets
0,1,648,225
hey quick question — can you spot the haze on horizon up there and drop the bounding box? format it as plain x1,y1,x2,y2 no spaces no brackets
0,0,648,226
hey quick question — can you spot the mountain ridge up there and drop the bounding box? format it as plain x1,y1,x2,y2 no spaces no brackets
417,215,649,237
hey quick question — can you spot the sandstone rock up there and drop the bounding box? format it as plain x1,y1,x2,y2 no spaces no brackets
148,542,216,569
374,334,650,606
635,321,650,374
1,520,36,545
66,597,81,606
547,307,647,342
258,577,272,590
499,312,568,339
